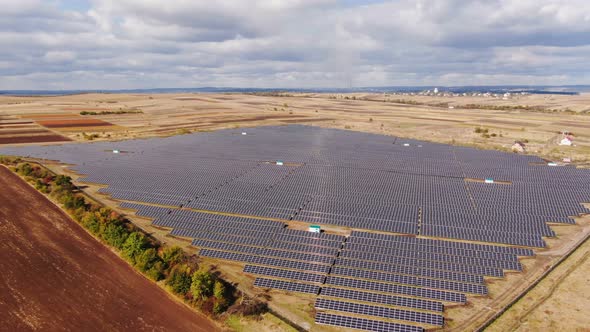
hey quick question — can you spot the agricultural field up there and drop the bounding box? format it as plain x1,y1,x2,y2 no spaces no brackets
1,92,589,164
0,93,589,331
0,165,218,332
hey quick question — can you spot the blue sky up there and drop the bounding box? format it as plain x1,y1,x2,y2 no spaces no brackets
1,0,589,89
56,0,90,11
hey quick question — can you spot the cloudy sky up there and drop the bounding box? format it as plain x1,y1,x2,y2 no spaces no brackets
1,0,589,89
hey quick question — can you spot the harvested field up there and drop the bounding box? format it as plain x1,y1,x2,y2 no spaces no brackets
280,118,336,123
0,124,39,129
1,92,588,165
0,129,53,135
0,135,71,144
38,119,113,128
0,166,217,332
0,121,34,125
23,113,76,119
208,115,310,124
61,107,111,111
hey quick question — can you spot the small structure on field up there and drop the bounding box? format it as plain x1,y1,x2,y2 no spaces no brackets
512,141,526,153
559,132,574,146
560,136,573,146
276,160,284,166
308,225,321,233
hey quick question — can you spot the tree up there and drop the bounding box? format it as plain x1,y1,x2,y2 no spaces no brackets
135,248,158,272
101,223,128,249
121,232,147,263
145,260,165,281
54,174,73,188
213,280,225,300
17,163,33,176
63,194,86,210
161,246,184,267
190,270,214,300
167,264,192,295
81,213,100,234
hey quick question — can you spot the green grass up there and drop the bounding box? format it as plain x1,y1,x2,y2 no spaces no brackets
225,315,243,332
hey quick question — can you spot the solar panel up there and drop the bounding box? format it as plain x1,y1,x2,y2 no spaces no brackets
325,276,466,303
320,287,443,312
254,277,320,294
315,298,444,326
199,249,331,274
244,265,325,284
331,266,487,295
335,257,485,284
315,312,424,332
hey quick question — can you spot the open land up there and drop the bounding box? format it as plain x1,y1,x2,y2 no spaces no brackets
0,165,218,332
1,92,589,331
1,92,590,164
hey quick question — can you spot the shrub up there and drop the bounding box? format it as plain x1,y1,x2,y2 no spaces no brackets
167,264,192,295
145,260,165,281
81,213,100,235
101,223,128,249
190,270,214,300
135,248,159,272
121,232,147,263
213,280,225,300
161,246,184,268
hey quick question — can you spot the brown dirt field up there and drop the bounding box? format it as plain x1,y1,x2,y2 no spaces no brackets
0,125,39,129
0,129,53,135
0,121,34,125
0,166,218,332
0,135,71,144
38,119,113,128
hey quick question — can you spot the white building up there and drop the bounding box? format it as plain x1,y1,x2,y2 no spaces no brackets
560,137,573,146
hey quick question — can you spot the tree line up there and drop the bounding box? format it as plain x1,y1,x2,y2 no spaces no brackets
0,156,267,318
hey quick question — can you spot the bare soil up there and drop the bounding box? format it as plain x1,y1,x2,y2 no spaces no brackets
37,119,113,128
0,135,71,144
1,92,588,164
0,166,218,332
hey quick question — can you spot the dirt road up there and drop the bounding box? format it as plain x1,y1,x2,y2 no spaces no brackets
0,166,218,331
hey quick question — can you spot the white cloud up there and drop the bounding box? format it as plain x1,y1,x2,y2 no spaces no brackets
0,0,588,89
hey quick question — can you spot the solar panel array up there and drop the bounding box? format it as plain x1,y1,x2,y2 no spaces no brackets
315,312,424,332
2,125,588,331
315,298,444,326
254,277,320,294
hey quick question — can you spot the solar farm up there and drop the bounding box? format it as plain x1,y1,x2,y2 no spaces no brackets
2,124,589,331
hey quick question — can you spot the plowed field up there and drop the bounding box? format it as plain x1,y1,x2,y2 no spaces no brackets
37,119,113,128
0,166,218,332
